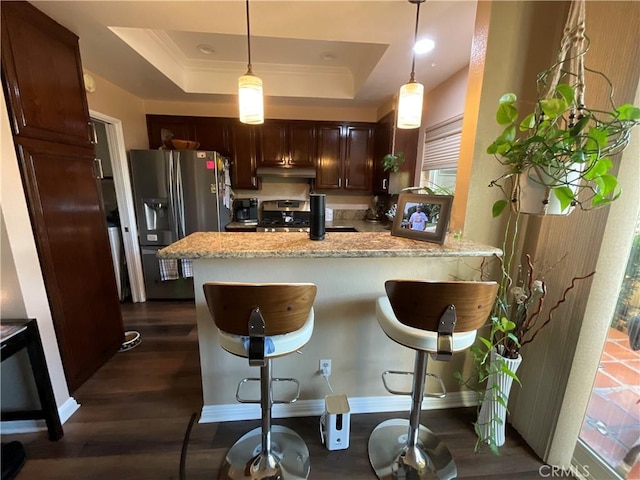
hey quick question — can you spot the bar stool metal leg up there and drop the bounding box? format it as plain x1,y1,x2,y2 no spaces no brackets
220,359,311,480
368,351,457,480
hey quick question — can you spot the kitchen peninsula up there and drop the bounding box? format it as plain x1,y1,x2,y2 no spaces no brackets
159,231,501,423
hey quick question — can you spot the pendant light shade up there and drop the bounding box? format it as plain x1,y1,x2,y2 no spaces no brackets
239,0,264,124
397,0,425,130
238,71,263,125
397,81,424,129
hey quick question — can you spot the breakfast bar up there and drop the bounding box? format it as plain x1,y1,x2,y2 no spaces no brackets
159,231,501,423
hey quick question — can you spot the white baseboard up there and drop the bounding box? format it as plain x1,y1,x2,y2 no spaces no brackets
58,396,81,423
200,391,478,424
0,396,80,435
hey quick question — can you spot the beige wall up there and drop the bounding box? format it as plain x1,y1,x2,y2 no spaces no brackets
84,70,149,150
462,0,565,250
423,66,469,130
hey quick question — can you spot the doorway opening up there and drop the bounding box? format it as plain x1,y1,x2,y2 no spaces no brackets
90,111,145,303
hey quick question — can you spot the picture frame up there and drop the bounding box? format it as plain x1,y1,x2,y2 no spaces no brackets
391,193,453,244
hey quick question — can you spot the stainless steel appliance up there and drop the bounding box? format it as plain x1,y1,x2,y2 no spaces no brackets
257,199,311,232
232,198,258,223
129,149,232,299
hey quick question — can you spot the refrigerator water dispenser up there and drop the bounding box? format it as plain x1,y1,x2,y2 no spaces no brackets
143,198,169,231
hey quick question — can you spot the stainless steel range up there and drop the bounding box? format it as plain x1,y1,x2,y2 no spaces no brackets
257,199,311,232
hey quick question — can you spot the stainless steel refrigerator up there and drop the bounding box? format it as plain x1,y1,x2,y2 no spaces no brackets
129,149,232,299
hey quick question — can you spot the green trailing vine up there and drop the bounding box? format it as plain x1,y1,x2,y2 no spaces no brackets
382,152,405,173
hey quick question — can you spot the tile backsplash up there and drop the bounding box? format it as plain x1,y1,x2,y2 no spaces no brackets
332,209,367,221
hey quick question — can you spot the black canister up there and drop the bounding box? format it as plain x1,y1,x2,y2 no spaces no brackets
309,194,326,241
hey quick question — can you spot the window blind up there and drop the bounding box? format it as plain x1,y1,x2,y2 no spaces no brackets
422,115,463,171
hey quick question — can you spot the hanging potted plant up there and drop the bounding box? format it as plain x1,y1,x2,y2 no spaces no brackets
486,0,639,216
487,86,639,216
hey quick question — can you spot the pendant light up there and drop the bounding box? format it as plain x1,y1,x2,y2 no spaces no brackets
397,0,425,129
238,0,264,124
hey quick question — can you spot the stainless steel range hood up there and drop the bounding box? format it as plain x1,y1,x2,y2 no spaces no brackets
256,167,316,179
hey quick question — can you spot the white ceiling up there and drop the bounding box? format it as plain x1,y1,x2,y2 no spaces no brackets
31,0,478,109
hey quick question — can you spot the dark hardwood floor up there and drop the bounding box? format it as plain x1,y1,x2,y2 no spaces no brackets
2,300,561,479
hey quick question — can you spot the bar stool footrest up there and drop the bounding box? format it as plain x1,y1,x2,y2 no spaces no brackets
381,370,447,398
236,377,302,404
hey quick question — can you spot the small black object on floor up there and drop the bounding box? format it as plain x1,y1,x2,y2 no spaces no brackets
1,441,26,480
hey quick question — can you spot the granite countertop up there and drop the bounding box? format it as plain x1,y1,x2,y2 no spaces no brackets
158,231,501,259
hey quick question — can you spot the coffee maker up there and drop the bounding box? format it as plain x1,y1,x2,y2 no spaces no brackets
232,198,258,223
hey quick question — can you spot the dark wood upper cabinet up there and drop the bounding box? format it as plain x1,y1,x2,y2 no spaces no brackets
146,113,232,161
1,1,92,148
231,122,259,190
2,1,124,393
146,115,195,149
192,117,231,157
315,124,343,190
343,125,374,191
259,121,288,167
145,114,378,193
315,123,374,192
259,120,315,168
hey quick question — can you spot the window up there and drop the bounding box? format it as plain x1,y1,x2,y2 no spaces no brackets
420,115,463,193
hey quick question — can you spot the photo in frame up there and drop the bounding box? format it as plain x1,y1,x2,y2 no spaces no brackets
391,193,453,244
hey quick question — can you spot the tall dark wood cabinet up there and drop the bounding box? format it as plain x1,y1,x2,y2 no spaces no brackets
1,1,124,392
372,111,419,194
373,112,393,194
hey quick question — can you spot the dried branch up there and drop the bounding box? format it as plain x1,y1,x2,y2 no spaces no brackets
520,271,596,348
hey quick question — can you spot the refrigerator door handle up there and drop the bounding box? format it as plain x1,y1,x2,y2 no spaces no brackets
213,152,221,232
167,151,180,242
175,153,186,239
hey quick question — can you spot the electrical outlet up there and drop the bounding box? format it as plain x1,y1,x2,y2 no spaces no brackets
319,359,331,376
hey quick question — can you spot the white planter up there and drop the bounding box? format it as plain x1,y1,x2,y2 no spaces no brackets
514,165,583,215
476,349,523,447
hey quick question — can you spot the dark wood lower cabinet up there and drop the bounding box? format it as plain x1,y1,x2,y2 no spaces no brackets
15,137,124,392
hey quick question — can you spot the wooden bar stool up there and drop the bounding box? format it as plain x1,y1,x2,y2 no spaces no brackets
203,282,317,480
369,280,498,480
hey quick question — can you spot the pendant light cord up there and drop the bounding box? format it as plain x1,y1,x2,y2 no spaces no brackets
409,0,423,82
245,0,253,74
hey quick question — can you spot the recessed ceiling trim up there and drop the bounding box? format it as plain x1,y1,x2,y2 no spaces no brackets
109,27,189,90
111,25,355,99
188,60,351,76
